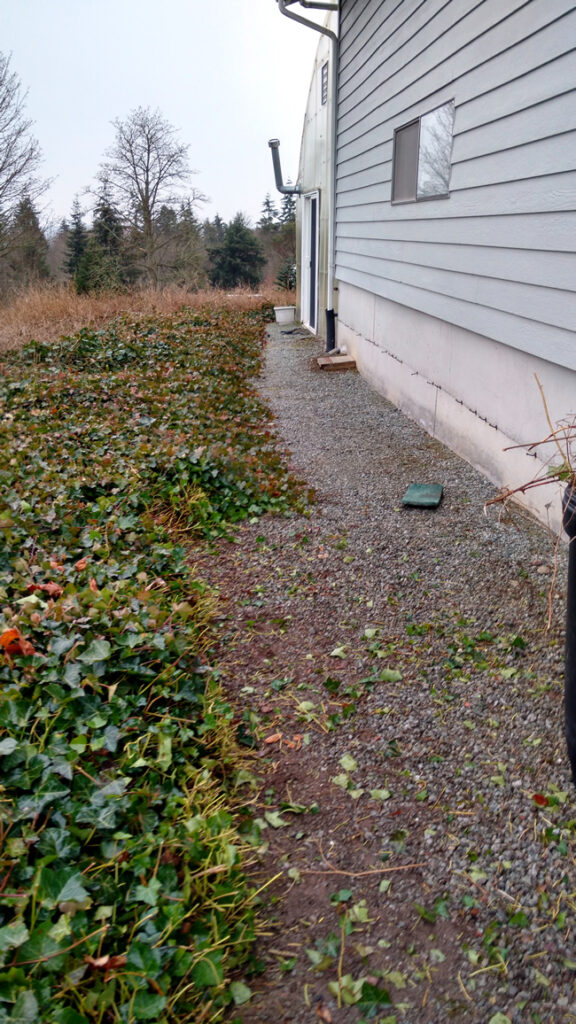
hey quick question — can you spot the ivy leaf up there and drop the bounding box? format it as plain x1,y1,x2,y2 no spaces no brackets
131,992,167,1019
0,919,29,953
358,981,392,1007
264,811,289,828
192,952,224,988
378,668,403,683
10,991,39,1023
370,788,392,801
133,877,162,907
77,639,112,664
37,869,90,909
229,981,252,1005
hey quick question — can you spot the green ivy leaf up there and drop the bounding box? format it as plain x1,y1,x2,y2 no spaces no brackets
77,639,112,664
0,920,29,953
192,952,224,988
229,981,252,1005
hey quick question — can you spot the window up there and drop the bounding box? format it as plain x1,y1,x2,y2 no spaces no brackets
392,100,455,203
321,61,329,105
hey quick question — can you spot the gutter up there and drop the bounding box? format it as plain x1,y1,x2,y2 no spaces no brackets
276,0,338,350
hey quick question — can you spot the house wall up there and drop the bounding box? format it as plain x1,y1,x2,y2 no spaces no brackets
335,0,576,527
296,17,337,336
338,284,574,528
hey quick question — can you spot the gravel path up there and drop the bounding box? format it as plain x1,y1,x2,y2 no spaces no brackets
203,324,575,1024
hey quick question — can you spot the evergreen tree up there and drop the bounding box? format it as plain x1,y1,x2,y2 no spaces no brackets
47,219,71,281
64,198,88,280
88,188,127,290
201,214,226,249
8,195,49,285
174,199,206,287
257,193,279,231
93,188,123,257
279,187,297,224
208,214,265,290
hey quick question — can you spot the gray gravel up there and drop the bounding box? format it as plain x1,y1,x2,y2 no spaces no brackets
230,323,575,1024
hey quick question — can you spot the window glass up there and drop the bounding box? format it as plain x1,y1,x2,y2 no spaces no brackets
392,120,419,202
391,101,455,202
417,101,455,197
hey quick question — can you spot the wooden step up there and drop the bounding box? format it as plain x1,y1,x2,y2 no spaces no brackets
316,354,357,371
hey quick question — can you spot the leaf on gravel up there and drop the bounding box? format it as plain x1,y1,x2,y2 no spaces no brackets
414,902,436,924
358,980,392,1007
488,1015,512,1024
332,773,350,789
339,754,358,772
370,789,392,801
330,645,348,659
384,969,407,989
430,948,446,964
315,1000,333,1022
378,668,403,683
229,981,252,1006
264,811,289,828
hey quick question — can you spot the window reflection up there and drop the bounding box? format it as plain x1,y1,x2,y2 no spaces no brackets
417,101,455,198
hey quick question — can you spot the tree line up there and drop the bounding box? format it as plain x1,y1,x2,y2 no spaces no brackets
0,52,295,297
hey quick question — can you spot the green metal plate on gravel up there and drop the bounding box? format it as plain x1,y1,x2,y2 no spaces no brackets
402,483,444,508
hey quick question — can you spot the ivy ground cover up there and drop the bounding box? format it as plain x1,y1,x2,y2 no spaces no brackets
0,308,303,1023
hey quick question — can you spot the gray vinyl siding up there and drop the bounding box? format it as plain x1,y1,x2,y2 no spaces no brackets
335,0,576,369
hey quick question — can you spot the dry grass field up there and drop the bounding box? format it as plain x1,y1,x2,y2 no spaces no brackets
0,282,294,352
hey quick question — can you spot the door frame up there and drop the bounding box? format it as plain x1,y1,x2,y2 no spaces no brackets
301,191,319,334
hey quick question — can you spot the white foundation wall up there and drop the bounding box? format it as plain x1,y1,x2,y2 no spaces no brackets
338,281,576,532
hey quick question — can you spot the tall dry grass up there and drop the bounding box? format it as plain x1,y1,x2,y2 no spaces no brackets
0,282,294,353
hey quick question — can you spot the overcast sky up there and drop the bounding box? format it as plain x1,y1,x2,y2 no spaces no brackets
3,0,321,229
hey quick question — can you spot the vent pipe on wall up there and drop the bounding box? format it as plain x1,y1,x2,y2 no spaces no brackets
268,139,301,195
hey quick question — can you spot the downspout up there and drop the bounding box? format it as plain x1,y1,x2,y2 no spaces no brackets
277,0,338,351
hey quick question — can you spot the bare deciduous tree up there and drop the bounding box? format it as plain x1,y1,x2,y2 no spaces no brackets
0,52,44,224
98,106,205,286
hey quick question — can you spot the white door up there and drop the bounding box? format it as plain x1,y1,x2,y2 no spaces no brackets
301,192,319,333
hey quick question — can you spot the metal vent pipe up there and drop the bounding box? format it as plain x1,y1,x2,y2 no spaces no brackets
268,140,301,195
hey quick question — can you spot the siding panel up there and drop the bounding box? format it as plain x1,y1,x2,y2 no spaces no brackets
337,212,576,252
335,0,576,367
339,12,576,148
336,238,576,291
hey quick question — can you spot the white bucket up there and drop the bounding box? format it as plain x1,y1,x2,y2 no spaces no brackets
274,306,296,325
